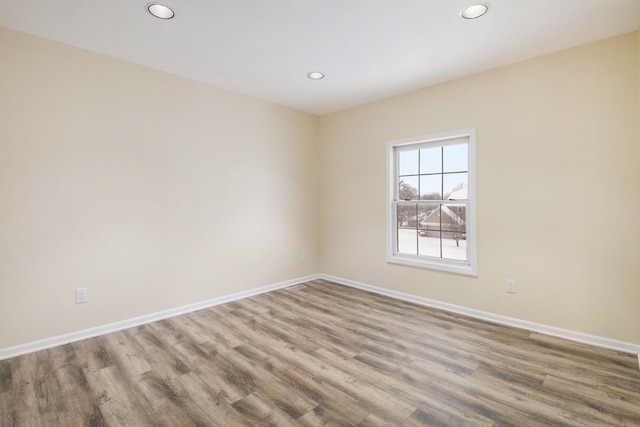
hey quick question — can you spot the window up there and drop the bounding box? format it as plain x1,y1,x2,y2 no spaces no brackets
386,128,476,275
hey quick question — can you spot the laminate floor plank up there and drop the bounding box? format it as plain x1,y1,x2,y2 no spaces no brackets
130,328,191,380
54,364,106,426
129,371,205,427
195,342,319,421
270,346,418,424
0,359,12,427
189,310,246,349
313,346,494,426
542,375,640,425
0,391,13,427
296,404,356,426
144,318,186,348
172,340,253,405
219,313,402,421
165,314,217,346
84,365,154,426
235,394,300,427
173,372,249,427
257,357,369,425
101,331,152,379
33,350,66,425
196,316,359,418
214,307,417,424
71,338,113,374
257,296,369,358
2,279,639,426
10,352,48,427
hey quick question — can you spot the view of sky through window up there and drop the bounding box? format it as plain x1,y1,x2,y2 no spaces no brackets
398,143,468,200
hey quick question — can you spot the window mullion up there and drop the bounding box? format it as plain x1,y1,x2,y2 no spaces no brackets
417,149,421,200
395,202,399,254
440,146,444,258
415,203,419,255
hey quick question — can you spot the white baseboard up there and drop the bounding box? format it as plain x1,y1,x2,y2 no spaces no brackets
0,274,322,361
319,274,640,359
3,272,638,371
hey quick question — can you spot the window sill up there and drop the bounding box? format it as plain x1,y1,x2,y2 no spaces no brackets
387,253,477,276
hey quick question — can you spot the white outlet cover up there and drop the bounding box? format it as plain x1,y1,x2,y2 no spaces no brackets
76,288,88,303
505,280,516,294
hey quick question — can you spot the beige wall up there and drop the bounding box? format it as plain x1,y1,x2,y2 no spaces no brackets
318,32,640,344
0,27,319,349
2,26,639,351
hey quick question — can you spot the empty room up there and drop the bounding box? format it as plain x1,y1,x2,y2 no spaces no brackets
1,0,639,425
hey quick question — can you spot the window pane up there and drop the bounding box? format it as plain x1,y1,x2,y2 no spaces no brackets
420,204,440,232
443,144,467,173
398,177,418,200
418,204,440,232
419,175,441,200
420,146,441,174
444,173,468,199
442,233,466,261
441,205,466,234
397,228,418,254
418,231,441,258
398,150,419,176
441,204,466,261
397,204,417,229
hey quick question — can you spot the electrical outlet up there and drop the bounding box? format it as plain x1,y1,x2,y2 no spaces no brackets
76,288,88,304
302,251,308,261
505,279,516,294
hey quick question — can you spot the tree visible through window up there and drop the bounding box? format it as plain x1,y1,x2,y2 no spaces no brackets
387,129,476,275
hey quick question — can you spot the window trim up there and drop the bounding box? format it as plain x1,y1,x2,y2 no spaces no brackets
386,128,477,276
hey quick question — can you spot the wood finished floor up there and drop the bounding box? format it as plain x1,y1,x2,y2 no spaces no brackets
1,279,639,426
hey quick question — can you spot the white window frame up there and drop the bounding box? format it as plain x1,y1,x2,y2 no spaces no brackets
386,128,477,276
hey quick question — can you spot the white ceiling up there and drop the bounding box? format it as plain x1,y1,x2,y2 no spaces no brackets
1,0,639,115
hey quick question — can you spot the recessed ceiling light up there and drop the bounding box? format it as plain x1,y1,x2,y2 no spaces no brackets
460,3,489,19
148,3,175,19
307,72,325,80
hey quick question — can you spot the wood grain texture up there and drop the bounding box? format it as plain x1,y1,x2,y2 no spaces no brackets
1,279,639,426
